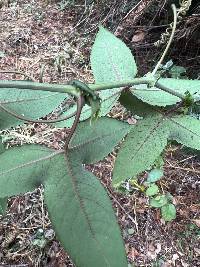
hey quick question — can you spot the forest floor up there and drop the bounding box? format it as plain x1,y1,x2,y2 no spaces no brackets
0,1,200,266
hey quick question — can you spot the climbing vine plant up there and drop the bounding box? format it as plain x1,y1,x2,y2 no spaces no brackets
0,4,200,267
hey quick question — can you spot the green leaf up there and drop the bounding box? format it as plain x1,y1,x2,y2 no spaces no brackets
87,95,101,122
113,114,168,183
132,78,200,106
119,91,156,117
56,27,139,129
146,184,159,196
70,117,131,164
0,117,129,267
166,192,174,202
167,115,200,150
154,155,165,169
161,204,176,221
0,146,56,198
32,237,47,248
0,85,67,129
147,169,164,183
45,156,127,267
150,195,168,208
54,103,91,128
169,65,186,79
0,197,7,215
91,26,137,116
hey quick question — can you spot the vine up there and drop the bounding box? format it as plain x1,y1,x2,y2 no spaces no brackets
154,0,192,47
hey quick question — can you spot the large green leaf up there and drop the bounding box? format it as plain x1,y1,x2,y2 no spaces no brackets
56,27,138,128
113,114,168,183
132,78,200,106
0,86,67,129
91,26,137,116
0,146,57,197
70,117,131,163
0,117,130,267
45,154,127,267
167,115,200,149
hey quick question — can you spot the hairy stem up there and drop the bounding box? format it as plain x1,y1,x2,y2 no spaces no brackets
152,4,177,76
64,95,85,151
0,75,188,103
0,77,154,95
155,80,185,100
0,103,77,124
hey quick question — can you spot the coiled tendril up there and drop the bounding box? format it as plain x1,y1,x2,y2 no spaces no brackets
154,0,192,47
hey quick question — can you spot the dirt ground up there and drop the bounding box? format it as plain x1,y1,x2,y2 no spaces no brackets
0,1,200,266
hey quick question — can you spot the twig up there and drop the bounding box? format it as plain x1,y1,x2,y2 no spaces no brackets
165,164,200,175
107,188,138,230
64,95,85,150
152,4,177,76
0,77,154,94
0,104,77,124
155,80,185,100
39,63,48,83
39,187,45,229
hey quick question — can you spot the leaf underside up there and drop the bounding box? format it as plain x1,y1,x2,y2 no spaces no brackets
132,78,200,106
0,87,67,129
167,115,200,150
0,117,130,267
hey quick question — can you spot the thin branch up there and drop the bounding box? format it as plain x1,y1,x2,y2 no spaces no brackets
152,4,177,76
64,95,85,151
0,104,77,124
155,80,185,100
165,164,200,175
0,80,80,96
0,77,154,95
39,63,48,83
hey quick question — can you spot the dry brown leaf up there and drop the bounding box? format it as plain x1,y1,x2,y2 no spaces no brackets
127,117,137,125
131,31,145,43
129,247,139,260
190,204,200,212
194,247,200,255
179,208,190,218
147,243,161,260
192,218,200,227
